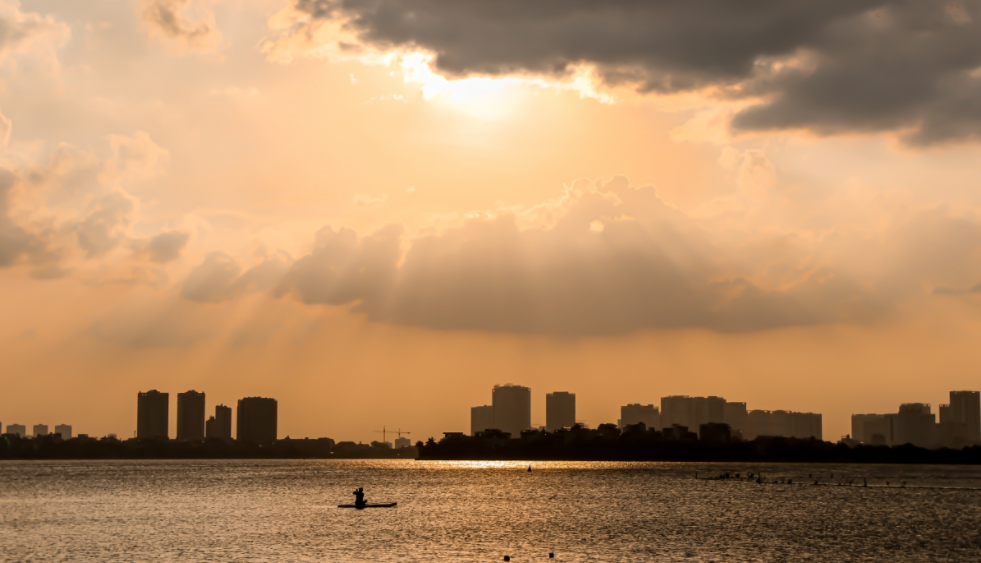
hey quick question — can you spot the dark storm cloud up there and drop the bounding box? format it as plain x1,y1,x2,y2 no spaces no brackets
295,0,981,143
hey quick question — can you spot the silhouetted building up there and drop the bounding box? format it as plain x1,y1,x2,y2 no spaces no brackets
54,424,72,440
137,390,169,439
237,397,277,443
745,408,821,440
471,405,495,436
694,396,726,428
546,392,576,432
206,404,232,439
950,390,981,443
661,395,727,436
619,404,659,430
891,403,936,448
661,395,694,430
33,424,48,437
394,437,412,449
746,409,771,439
6,424,26,438
723,402,747,438
492,384,531,438
699,422,731,442
177,390,206,440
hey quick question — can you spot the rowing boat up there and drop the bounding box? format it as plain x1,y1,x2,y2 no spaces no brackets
337,502,397,509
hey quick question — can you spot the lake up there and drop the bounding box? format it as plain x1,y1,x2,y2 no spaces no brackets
1,460,980,562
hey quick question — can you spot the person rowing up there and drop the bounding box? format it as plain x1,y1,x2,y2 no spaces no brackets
353,487,366,507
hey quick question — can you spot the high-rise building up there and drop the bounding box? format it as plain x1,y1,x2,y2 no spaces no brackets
662,396,727,436
723,402,747,437
33,424,48,437
950,391,981,443
394,437,412,449
545,392,576,432
471,405,495,436
177,390,206,440
746,410,772,439
6,424,26,438
891,403,936,448
619,404,660,430
206,404,232,439
661,396,694,430
137,390,169,439
237,397,278,443
54,424,72,440
492,384,531,438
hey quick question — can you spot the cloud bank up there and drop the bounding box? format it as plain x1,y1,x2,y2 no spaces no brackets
161,175,972,336
275,0,981,144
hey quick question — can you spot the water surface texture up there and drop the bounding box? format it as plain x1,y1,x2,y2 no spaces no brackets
2,460,980,562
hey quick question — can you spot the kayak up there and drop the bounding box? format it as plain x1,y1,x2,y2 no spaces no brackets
338,502,397,509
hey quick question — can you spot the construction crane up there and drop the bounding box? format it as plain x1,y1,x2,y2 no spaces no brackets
373,426,411,444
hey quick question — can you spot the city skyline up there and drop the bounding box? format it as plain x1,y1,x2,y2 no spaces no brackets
6,385,980,445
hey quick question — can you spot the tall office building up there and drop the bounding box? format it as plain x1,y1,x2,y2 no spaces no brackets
33,424,48,437
137,390,169,439
723,402,748,437
545,392,576,432
950,391,981,443
237,397,278,443
6,424,26,438
619,404,660,430
492,384,531,438
471,405,495,435
54,424,72,439
176,390,206,440
206,404,233,439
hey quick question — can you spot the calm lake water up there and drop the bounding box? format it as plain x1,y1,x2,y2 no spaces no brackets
1,460,980,562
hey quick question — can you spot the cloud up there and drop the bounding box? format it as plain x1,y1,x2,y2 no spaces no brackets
0,169,34,267
0,0,71,70
140,230,190,263
137,0,222,54
180,251,241,303
0,107,10,146
269,177,889,334
277,0,981,144
278,223,402,308
73,192,135,258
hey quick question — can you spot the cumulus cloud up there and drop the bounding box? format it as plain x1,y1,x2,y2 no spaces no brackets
181,250,292,303
181,251,241,302
74,193,135,258
0,0,71,69
267,176,892,334
138,230,190,263
0,169,33,267
137,0,222,53
275,0,981,144
0,131,171,277
278,223,402,308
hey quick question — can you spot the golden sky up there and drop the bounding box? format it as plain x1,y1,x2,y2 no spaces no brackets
2,0,981,442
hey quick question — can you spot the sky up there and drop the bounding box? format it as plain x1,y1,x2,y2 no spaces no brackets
2,0,981,442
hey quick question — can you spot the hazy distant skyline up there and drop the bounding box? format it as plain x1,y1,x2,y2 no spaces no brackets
2,0,981,443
